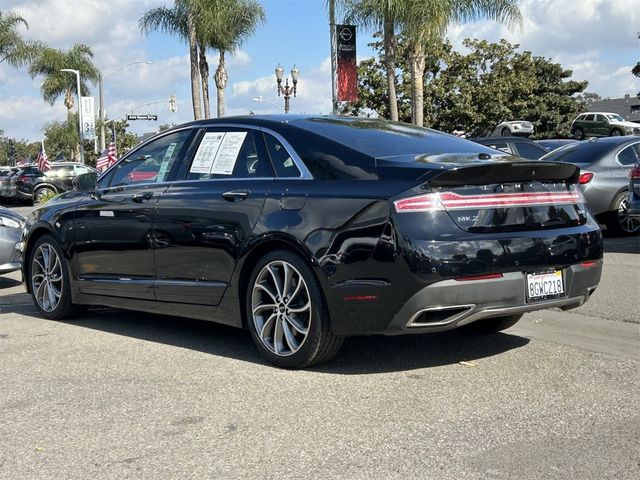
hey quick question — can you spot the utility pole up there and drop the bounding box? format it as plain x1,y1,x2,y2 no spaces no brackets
329,0,338,114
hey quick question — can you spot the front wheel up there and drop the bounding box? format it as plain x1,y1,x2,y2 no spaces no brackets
246,250,343,368
29,235,82,319
501,127,510,136
607,192,640,235
610,128,623,137
466,314,523,333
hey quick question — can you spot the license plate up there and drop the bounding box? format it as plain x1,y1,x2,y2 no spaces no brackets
526,270,564,303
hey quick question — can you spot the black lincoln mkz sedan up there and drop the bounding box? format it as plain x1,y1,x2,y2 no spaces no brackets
21,116,603,368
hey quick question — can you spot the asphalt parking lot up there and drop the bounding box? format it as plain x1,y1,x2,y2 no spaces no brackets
1,204,639,479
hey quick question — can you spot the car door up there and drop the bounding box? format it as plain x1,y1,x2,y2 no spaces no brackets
612,142,640,190
593,114,609,137
152,127,274,305
582,114,596,136
73,128,196,300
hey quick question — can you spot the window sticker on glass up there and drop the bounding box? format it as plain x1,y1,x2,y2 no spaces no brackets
211,132,247,175
157,142,177,179
190,132,225,173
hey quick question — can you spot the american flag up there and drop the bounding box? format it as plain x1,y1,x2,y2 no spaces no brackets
37,142,50,172
96,132,118,172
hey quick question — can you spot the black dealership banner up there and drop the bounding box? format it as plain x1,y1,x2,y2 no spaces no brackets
335,24,358,102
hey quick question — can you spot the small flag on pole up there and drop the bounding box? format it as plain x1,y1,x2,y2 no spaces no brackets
96,130,118,172
36,140,50,172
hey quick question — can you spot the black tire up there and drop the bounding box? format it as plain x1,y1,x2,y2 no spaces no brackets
501,127,510,136
245,250,344,368
34,186,55,205
610,128,623,137
28,235,83,320
572,127,584,140
606,191,640,236
467,314,523,333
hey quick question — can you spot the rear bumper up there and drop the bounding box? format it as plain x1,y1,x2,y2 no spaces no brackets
383,261,601,335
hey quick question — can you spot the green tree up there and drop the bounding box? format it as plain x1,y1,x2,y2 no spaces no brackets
43,116,78,161
340,0,407,121
401,0,521,126
194,0,265,118
0,10,44,67
139,0,203,120
28,44,99,113
345,37,588,138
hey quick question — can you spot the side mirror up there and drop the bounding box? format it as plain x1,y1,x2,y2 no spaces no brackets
73,172,97,191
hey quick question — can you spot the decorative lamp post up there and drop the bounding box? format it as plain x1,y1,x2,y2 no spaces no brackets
275,64,299,114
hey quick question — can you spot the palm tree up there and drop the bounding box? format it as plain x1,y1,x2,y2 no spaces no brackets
29,44,99,160
401,0,521,126
0,10,44,67
340,0,405,122
28,44,99,113
195,0,265,118
139,0,203,120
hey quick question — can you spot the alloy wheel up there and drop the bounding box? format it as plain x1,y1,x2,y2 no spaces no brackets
618,197,640,233
31,243,63,312
251,260,311,356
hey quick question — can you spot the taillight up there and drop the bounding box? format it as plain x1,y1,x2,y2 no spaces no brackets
393,190,582,213
18,175,28,182
578,172,594,184
630,166,640,179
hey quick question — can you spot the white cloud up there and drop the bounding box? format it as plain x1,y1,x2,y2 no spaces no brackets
447,0,640,96
0,96,63,141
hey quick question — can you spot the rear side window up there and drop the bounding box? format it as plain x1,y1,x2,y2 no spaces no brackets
48,165,74,177
263,133,301,178
617,144,640,166
284,126,377,180
584,114,595,121
514,142,545,160
186,129,274,180
542,143,613,165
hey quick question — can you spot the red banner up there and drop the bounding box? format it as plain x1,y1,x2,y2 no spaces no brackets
335,24,358,102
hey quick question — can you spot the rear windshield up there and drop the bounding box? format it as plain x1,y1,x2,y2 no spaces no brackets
296,117,500,159
540,143,613,165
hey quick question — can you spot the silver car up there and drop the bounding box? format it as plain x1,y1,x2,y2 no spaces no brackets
488,120,534,137
540,136,640,235
0,207,24,274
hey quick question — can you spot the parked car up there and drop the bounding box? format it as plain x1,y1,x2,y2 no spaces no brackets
12,162,98,204
487,120,534,137
570,112,640,140
21,116,603,368
0,167,19,203
536,139,579,152
540,136,640,235
628,160,640,220
0,206,24,274
469,136,548,159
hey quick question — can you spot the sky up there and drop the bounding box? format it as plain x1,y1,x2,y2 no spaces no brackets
1,0,639,143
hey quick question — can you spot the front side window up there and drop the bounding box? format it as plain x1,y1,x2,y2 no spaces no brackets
595,114,606,122
186,129,274,180
617,144,640,166
584,114,595,121
485,142,512,154
514,142,545,159
110,129,193,187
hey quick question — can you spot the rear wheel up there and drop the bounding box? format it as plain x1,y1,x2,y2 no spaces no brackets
29,235,83,319
607,191,640,235
572,127,584,140
501,127,510,136
246,250,343,368
467,314,523,333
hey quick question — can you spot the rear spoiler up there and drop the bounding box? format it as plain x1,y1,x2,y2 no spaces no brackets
427,162,580,188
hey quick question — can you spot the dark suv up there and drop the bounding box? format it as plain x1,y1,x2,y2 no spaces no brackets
13,163,98,204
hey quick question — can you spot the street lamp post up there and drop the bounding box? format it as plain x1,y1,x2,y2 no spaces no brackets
60,68,84,164
275,64,299,114
99,61,151,151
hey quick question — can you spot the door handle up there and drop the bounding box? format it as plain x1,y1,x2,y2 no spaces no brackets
222,189,251,202
131,191,154,203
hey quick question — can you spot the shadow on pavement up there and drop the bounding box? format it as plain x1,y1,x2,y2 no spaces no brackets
4,303,530,374
602,233,640,254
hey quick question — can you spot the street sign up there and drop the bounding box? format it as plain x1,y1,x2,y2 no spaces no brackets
127,114,158,121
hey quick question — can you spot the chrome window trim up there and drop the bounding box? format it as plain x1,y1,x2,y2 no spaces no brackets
615,141,640,167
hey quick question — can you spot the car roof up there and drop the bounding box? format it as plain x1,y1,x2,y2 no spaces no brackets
577,112,620,116
470,136,538,143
